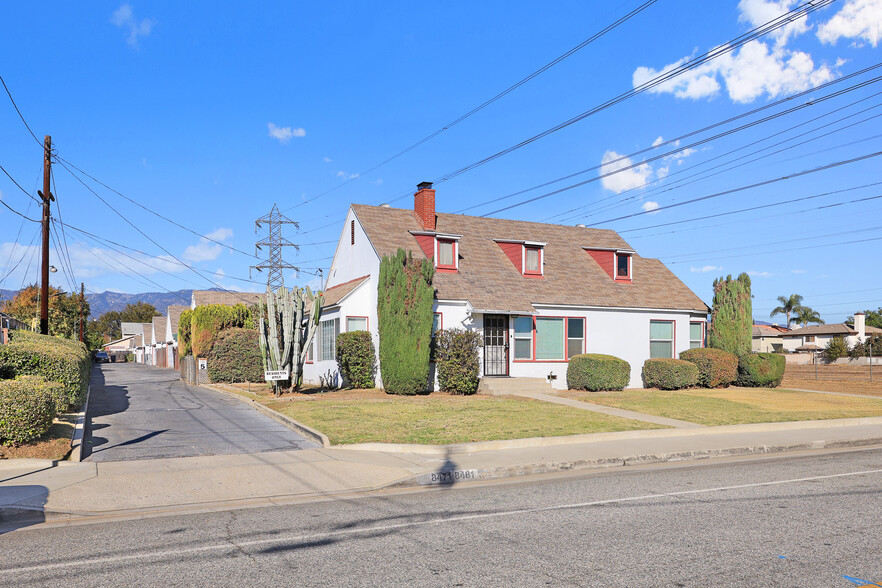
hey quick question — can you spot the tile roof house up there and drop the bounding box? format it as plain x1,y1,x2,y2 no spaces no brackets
780,313,880,353
751,324,790,353
302,182,710,390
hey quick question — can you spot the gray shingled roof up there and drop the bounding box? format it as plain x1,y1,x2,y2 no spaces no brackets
352,204,709,314
191,290,263,308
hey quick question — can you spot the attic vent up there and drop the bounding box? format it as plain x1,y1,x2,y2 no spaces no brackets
575,224,586,228
380,203,391,208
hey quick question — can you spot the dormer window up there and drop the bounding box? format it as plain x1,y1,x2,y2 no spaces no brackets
616,253,630,279
495,239,546,278
525,246,542,275
584,247,635,282
410,230,462,272
437,239,456,269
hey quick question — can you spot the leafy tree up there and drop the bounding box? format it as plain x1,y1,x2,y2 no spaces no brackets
849,333,882,359
119,301,160,324
0,284,88,339
822,336,849,362
792,306,824,327
95,310,122,340
377,249,435,395
769,294,803,328
707,273,752,357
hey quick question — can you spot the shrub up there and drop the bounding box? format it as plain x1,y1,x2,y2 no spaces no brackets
190,304,253,358
679,348,738,388
642,358,698,390
0,330,90,410
850,333,882,359
178,309,193,357
737,353,785,387
335,331,376,389
435,328,482,395
205,328,264,383
377,249,435,395
567,354,630,391
822,336,850,362
708,273,752,356
0,376,57,445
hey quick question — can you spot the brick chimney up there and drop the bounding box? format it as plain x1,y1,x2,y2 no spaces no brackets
855,312,866,341
414,181,436,231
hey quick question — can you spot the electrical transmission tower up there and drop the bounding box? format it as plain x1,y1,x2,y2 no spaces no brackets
250,204,299,290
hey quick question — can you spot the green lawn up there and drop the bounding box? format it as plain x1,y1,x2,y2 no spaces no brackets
569,387,882,426
266,394,666,445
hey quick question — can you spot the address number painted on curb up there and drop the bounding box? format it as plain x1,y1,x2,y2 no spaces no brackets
428,469,480,484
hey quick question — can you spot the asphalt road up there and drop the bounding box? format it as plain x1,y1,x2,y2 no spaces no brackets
2,448,880,586
84,363,319,461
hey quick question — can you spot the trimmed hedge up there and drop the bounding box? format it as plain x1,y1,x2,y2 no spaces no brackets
737,353,785,387
567,354,630,391
0,376,58,445
178,309,193,357
642,358,698,390
336,331,376,389
435,328,482,395
190,304,252,358
679,348,738,388
0,330,90,410
206,328,264,383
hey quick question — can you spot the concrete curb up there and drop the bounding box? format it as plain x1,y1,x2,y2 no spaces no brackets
342,416,882,455
69,383,92,463
201,384,330,448
390,436,882,488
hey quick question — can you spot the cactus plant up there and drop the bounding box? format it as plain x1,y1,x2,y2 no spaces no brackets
259,285,323,395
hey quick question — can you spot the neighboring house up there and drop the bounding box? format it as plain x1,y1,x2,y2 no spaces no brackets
121,322,145,362
752,324,789,353
141,322,154,365
190,290,263,310
153,316,168,368
0,311,25,345
302,182,710,390
166,305,188,370
780,313,879,352
102,335,136,361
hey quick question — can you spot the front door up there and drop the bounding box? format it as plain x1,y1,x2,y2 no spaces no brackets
483,315,509,376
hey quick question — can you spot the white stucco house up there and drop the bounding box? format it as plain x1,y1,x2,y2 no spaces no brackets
780,313,879,353
301,182,710,390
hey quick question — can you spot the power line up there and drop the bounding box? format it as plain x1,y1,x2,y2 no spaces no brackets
667,234,882,265
585,150,882,227
0,225,40,288
0,73,42,147
283,0,661,212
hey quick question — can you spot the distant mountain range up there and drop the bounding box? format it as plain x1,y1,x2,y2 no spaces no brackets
0,288,197,318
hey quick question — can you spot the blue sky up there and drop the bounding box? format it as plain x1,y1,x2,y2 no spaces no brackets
1,0,880,322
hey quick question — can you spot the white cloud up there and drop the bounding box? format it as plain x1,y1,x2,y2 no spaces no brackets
747,270,773,277
641,201,660,213
323,157,332,163
267,123,306,144
690,265,723,273
374,178,383,185
110,3,155,48
599,150,653,194
738,0,810,46
182,228,233,262
633,1,834,104
652,136,664,147
335,170,359,179
817,0,882,47
336,170,345,177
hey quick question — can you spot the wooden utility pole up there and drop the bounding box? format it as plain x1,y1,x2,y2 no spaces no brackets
79,282,85,343
38,135,54,335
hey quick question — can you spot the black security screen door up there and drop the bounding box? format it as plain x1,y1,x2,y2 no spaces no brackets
484,315,509,376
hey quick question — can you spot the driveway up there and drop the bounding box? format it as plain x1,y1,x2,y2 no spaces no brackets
84,363,319,462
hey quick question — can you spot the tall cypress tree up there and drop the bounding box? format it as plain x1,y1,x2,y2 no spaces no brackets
377,249,435,395
708,273,752,356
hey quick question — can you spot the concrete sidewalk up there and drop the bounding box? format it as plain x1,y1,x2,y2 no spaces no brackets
2,416,882,529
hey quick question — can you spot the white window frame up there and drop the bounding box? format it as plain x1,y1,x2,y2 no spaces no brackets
614,253,631,280
689,321,704,349
318,318,339,362
346,316,368,332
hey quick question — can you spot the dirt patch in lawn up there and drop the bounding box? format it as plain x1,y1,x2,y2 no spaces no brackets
0,413,76,461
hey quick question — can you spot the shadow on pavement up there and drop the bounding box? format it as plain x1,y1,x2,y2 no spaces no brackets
0,485,47,534
83,366,130,459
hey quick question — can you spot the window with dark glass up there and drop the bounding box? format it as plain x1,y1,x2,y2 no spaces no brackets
617,254,629,278
567,318,584,358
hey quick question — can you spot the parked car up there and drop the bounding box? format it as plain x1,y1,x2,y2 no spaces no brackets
94,351,110,363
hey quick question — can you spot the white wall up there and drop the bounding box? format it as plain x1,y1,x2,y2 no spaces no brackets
325,207,381,289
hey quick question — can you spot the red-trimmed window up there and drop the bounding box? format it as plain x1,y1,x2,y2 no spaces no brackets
567,318,585,358
513,316,533,360
616,253,631,280
346,316,368,332
524,246,542,276
437,239,456,270
689,322,704,349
